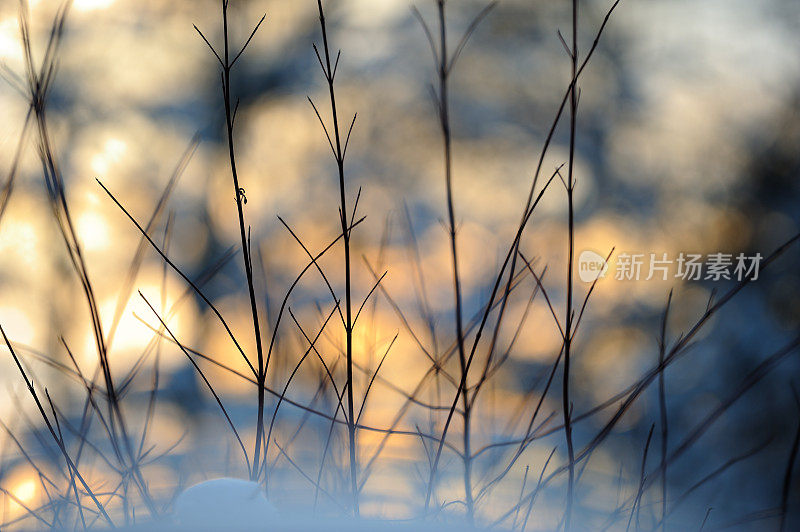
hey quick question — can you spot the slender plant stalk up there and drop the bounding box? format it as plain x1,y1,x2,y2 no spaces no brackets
1,325,113,526
312,0,360,514
431,0,475,520
207,0,268,480
562,0,580,528
658,291,672,531
626,424,654,532
412,0,497,517
19,1,158,516
416,0,619,517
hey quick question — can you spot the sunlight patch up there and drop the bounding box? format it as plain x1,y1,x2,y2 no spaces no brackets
74,0,116,12
76,211,111,250
0,18,20,61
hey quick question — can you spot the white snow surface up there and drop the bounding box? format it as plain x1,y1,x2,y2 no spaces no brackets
173,478,279,529
96,478,491,531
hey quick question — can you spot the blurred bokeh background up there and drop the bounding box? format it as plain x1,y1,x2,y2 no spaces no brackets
0,0,799,529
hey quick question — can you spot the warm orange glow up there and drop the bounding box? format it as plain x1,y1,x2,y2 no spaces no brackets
0,306,36,346
10,479,36,505
3,468,42,521
79,272,199,372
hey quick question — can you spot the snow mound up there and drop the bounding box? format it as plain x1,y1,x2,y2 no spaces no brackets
173,478,278,530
